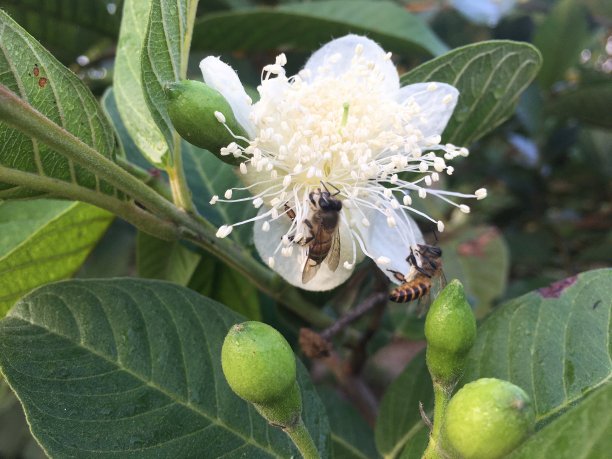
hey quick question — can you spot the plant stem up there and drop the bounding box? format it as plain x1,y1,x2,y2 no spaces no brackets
115,156,172,201
0,84,357,335
423,382,451,459
284,417,321,459
0,86,180,221
167,135,195,212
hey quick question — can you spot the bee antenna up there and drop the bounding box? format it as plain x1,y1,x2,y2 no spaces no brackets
321,180,341,196
432,228,439,244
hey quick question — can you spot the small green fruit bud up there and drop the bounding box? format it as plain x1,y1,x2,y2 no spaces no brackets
425,280,476,385
444,378,535,459
221,321,301,427
166,80,248,165
222,321,296,403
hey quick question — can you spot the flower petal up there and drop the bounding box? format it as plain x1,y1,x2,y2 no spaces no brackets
355,208,424,284
199,56,255,137
450,0,516,27
254,207,356,291
397,82,459,140
303,34,399,94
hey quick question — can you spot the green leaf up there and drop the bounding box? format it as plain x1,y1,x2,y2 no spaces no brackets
0,200,113,317
193,1,447,57
508,382,612,459
463,268,612,425
189,255,261,321
114,0,169,165
400,40,542,146
534,0,590,88
183,144,256,247
141,0,198,151
0,0,121,63
441,226,509,318
548,81,612,129
317,387,379,459
0,279,330,458
101,87,154,171
0,10,118,198
137,231,201,286
375,352,433,459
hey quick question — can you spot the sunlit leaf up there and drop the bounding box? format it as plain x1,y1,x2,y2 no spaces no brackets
141,0,198,151
0,10,119,199
508,382,612,459
400,40,542,146
114,0,168,165
0,200,113,317
463,269,611,424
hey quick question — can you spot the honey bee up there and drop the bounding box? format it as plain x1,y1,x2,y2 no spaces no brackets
286,183,343,283
388,244,444,304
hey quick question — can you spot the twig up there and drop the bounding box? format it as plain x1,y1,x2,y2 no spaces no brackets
321,292,388,341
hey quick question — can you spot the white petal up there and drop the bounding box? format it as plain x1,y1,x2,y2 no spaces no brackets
450,0,516,27
356,208,424,284
199,56,255,137
397,82,459,140
303,35,399,94
253,207,355,291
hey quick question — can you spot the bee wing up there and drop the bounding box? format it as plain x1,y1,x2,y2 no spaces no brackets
302,223,325,284
301,256,322,283
325,227,341,272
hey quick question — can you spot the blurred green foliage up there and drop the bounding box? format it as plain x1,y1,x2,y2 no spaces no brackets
0,0,610,457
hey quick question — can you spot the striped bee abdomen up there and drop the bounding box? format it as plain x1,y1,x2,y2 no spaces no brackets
389,281,431,303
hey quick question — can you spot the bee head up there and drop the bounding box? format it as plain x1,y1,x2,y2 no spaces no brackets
319,192,342,211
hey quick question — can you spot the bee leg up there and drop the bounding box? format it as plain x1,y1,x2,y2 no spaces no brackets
415,265,432,278
387,269,406,283
406,248,418,266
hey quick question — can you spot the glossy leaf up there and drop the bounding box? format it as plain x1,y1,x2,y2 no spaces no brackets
114,0,168,165
137,232,201,286
508,382,612,459
0,279,330,458
441,225,509,317
462,268,612,424
141,0,198,151
548,81,612,129
375,352,433,459
400,40,542,146
0,200,113,317
193,1,447,57
0,0,121,63
534,0,590,88
318,387,379,459
0,10,118,198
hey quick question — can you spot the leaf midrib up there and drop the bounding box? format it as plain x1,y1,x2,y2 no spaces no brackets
7,294,280,456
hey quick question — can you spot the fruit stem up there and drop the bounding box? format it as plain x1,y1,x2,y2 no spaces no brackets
285,417,321,459
423,381,451,459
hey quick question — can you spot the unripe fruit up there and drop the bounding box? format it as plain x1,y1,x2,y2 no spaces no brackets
425,280,476,385
222,321,296,404
166,80,248,165
444,378,535,459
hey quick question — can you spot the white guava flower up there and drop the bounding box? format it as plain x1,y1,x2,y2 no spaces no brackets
201,35,486,291
450,0,517,27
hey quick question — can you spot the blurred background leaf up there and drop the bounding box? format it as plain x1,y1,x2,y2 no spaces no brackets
193,1,448,57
